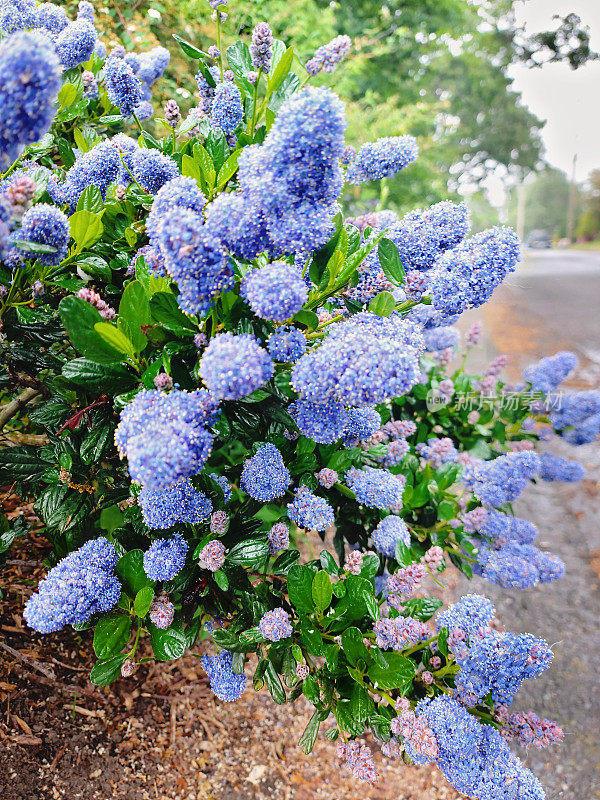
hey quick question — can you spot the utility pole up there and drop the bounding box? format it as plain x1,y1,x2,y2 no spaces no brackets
567,153,578,243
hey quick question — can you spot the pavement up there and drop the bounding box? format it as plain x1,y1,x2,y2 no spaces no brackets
459,248,600,799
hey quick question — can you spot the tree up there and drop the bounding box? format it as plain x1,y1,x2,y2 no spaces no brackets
575,170,600,241
506,168,579,240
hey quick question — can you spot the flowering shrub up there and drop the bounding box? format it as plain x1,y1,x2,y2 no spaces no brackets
0,3,597,798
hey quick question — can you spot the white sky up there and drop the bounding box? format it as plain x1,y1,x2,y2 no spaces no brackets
509,0,600,183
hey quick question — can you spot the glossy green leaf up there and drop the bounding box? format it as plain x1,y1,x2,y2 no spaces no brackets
93,613,131,658
311,570,332,611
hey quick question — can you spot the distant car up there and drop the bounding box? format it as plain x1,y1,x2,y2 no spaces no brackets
526,230,552,249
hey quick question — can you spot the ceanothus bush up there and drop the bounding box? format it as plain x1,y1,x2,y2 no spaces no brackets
0,4,595,798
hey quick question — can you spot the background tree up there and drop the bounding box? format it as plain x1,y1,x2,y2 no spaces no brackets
506,168,581,240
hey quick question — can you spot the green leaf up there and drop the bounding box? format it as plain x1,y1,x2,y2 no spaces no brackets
378,239,406,286
182,153,203,184
94,322,136,359
0,446,49,482
134,586,155,618
58,83,77,109
350,683,374,724
58,296,124,363
227,537,269,568
401,596,443,622
115,549,152,597
173,33,211,65
368,290,396,317
298,709,324,754
62,358,138,393
302,675,320,704
270,548,300,576
150,619,187,661
69,209,104,251
93,613,131,659
360,552,380,580
216,150,240,189
342,627,373,667
119,280,151,352
293,309,319,331
319,550,339,576
268,46,294,95
437,499,456,521
362,589,379,621
149,292,197,335
395,540,413,566
90,654,127,686
213,569,229,591
437,626,449,657
367,652,415,692
76,185,103,213
287,564,317,614
225,41,252,77
80,424,113,465
311,570,332,611
264,660,286,704
77,255,111,281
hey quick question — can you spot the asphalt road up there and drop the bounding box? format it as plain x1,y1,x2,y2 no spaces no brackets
459,248,600,799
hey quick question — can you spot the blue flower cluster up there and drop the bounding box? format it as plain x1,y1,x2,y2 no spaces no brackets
471,452,540,507
346,466,405,509
291,313,423,407
454,629,553,706
477,542,565,589
157,208,231,315
523,351,577,392
346,136,419,184
211,81,243,134
287,485,334,531
143,533,188,581
289,398,347,444
411,696,545,800
201,650,246,702
131,149,179,194
250,22,273,73
258,608,293,641
115,389,219,489
0,0,37,34
344,406,381,442
539,452,585,482
55,18,97,69
241,444,291,501
200,333,274,400
139,478,213,529
550,390,600,445
374,615,429,650
479,509,538,546
241,262,308,321
267,326,306,361
372,515,410,557
0,31,62,169
436,594,495,637
305,34,351,76
430,227,521,315
24,538,121,633
206,87,346,256
146,176,206,249
53,141,121,209
15,203,69,266
104,55,143,117
423,326,460,353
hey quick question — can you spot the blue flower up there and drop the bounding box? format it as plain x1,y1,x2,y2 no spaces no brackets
471,452,540,507
372,515,409,557
143,533,188,580
240,443,291,501
205,192,270,260
267,326,306,361
0,32,62,169
24,538,120,633
346,136,418,183
137,46,170,87
305,35,351,76
436,594,495,637
131,149,179,194
241,262,308,322
211,81,243,134
56,19,97,69
259,608,292,641
250,22,274,73
139,478,213,529
287,485,334,531
200,333,274,400
16,203,69,266
201,650,246,702
0,0,37,34
59,141,121,209
346,466,405,509
104,54,144,116
35,3,69,35
539,452,584,482
157,208,232,315
523,351,577,393
146,176,206,249
289,398,348,444
116,389,219,490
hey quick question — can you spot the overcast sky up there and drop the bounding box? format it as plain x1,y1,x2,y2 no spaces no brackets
509,0,600,183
